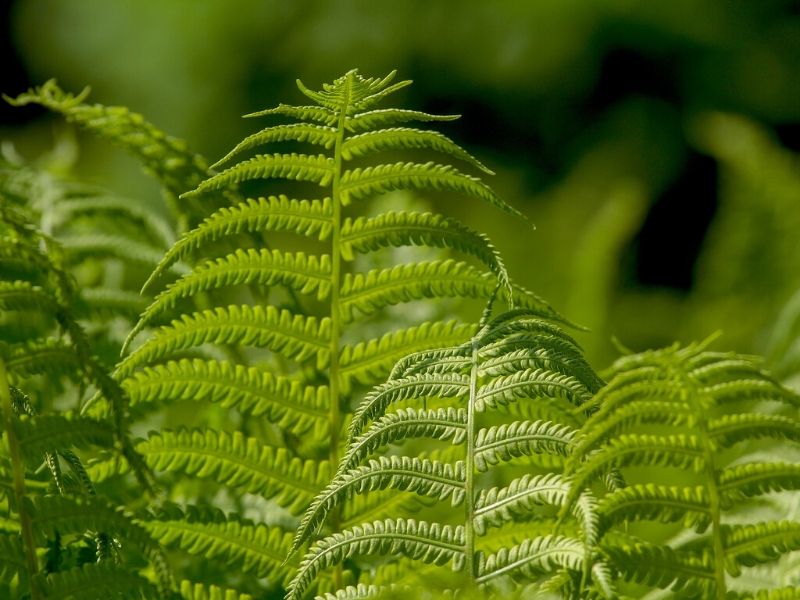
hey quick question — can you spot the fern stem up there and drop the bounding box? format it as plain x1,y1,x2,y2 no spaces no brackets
0,359,42,599
464,340,479,583
327,69,354,591
678,370,727,599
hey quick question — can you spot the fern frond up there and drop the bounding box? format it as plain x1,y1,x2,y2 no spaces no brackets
60,232,171,268
0,533,25,584
707,413,800,447
718,462,800,501
345,109,459,133
474,474,589,536
724,522,800,572
315,584,386,600
183,153,335,198
211,124,337,168
475,535,584,584
116,305,331,379
340,407,466,473
179,580,254,600
121,358,328,435
127,249,332,351
16,414,113,459
474,368,592,412
142,506,295,583
144,196,333,292
340,162,523,218
35,562,158,600
339,260,503,322
2,337,80,380
473,420,576,471
601,539,714,596
138,429,329,514
287,519,465,600
598,484,711,532
293,458,465,554
341,128,492,174
0,281,59,316
78,287,150,317
244,104,337,125
339,321,477,391
348,373,470,439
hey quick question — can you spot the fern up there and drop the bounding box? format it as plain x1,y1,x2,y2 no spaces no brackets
287,309,606,599
92,69,547,594
564,341,800,599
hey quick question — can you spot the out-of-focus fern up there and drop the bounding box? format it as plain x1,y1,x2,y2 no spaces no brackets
87,69,556,596
287,309,607,599
0,205,171,598
563,341,800,599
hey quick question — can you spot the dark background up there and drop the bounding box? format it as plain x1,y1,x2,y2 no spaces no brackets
2,0,799,366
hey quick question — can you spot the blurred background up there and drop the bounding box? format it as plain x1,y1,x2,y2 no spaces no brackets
2,0,799,371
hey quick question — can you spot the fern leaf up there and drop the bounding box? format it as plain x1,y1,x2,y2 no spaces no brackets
474,368,592,412
127,249,332,351
707,413,800,448
339,210,506,278
121,358,328,435
138,429,329,515
183,153,334,198
718,462,800,501
473,420,576,471
116,305,331,379
54,194,176,248
1,338,80,380
598,484,711,532
143,196,333,292
340,407,466,473
724,522,800,572
339,260,503,323
287,519,465,600
0,533,24,584
475,535,584,584
339,321,476,391
0,281,59,316
340,161,523,218
211,123,337,168
78,287,150,317
345,109,459,133
601,539,715,596
341,128,492,174
244,103,338,125
142,506,295,583
35,562,158,600
61,232,171,268
316,584,386,600
293,457,465,554
474,474,591,537
348,373,470,439
16,414,113,458
179,580,254,600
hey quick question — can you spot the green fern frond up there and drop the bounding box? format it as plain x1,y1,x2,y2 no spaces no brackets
60,232,172,269
598,484,711,532
601,539,714,596
724,522,800,572
142,506,296,583
138,428,329,514
707,413,800,447
0,281,59,316
2,338,80,380
339,407,466,473
315,584,386,600
344,109,459,132
244,103,337,125
183,153,335,198
179,580,254,600
340,162,522,218
78,287,150,318
475,535,584,584
293,457,465,555
116,305,331,379
0,532,25,584
474,368,592,412
143,195,333,292
126,249,332,351
339,260,503,323
348,373,470,439
16,414,113,459
718,462,800,501
212,124,337,169
339,321,477,391
473,420,576,471
341,128,493,174
121,358,329,435
287,519,465,600
35,562,159,600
